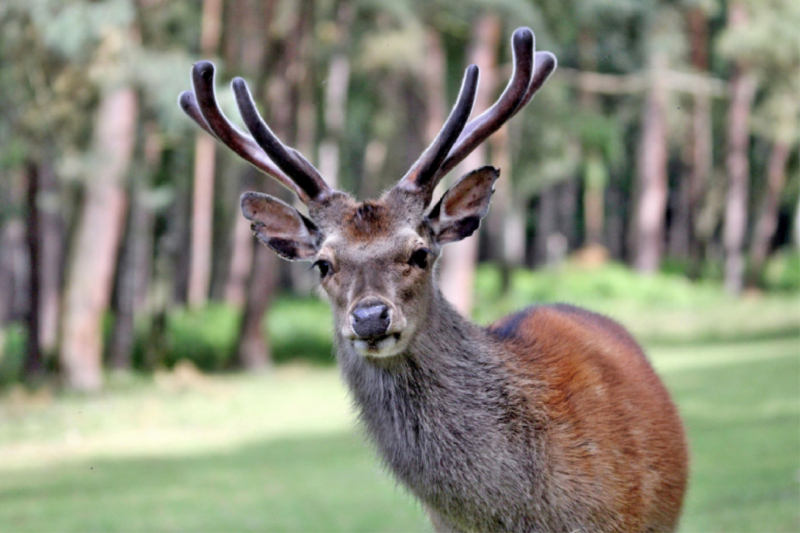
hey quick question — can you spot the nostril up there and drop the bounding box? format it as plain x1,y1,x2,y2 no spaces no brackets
351,303,391,338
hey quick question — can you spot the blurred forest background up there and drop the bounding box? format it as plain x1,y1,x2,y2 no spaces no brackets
0,0,798,390
0,1,799,532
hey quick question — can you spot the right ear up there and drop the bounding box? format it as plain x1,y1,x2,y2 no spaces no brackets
240,192,321,260
426,166,499,245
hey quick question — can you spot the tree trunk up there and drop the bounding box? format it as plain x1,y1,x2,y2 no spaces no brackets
221,0,274,308
747,139,791,285
633,52,669,273
109,126,159,370
487,124,515,290
684,7,713,276
583,150,607,246
224,202,255,308
187,0,224,308
723,2,757,296
318,2,354,189
23,161,42,380
440,14,501,316
236,245,278,371
234,0,303,368
37,162,62,357
60,87,137,391
0,168,27,325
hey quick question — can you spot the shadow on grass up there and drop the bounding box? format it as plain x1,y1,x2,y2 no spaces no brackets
0,431,432,533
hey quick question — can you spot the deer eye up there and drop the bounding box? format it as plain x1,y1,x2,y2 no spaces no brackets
313,259,332,278
408,249,430,269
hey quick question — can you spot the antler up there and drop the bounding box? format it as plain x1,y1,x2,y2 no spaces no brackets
395,65,480,203
179,61,331,204
437,30,557,179
396,27,557,204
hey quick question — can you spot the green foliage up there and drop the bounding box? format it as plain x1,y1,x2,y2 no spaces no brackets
159,303,241,371
474,261,724,317
129,298,335,372
762,249,800,292
473,263,800,343
268,297,336,365
0,324,26,386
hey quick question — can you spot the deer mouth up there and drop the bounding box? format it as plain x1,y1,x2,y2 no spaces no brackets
352,333,402,358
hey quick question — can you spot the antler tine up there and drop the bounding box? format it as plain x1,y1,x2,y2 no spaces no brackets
232,77,332,204
184,62,309,202
396,65,480,202
512,50,558,117
436,29,557,180
178,90,216,138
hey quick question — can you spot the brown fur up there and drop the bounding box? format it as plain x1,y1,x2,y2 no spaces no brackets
490,305,689,531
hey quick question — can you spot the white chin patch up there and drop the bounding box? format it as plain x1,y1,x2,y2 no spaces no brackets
352,334,403,358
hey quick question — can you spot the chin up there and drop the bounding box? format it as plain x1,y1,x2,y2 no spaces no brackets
352,333,406,358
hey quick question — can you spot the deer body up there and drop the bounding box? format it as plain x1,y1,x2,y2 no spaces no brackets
180,27,688,533
337,295,688,532
324,195,688,533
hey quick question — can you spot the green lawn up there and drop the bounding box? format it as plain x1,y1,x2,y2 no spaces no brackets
0,335,798,532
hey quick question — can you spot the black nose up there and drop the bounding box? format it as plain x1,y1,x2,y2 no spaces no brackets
351,302,391,338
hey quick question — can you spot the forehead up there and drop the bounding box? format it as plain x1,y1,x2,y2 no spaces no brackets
320,200,425,256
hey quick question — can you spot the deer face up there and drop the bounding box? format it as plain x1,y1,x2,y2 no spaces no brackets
241,166,499,358
179,28,555,357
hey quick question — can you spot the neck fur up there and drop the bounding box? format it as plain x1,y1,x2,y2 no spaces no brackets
333,290,539,525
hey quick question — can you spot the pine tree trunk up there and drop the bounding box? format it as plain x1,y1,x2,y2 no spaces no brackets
633,52,669,273
318,2,354,189
221,0,274,308
23,161,42,380
583,150,607,247
60,87,137,391
236,245,277,371
224,203,255,308
487,124,514,290
747,139,791,285
0,170,27,326
440,14,501,315
234,0,303,369
187,0,224,307
723,2,757,296
685,7,712,276
109,130,158,370
37,162,62,357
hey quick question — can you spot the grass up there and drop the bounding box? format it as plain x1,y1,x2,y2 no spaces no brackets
0,334,798,532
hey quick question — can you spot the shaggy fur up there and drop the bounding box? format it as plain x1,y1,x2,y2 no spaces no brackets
240,175,689,532
335,294,688,533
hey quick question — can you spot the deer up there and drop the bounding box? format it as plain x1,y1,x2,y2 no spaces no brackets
180,27,688,533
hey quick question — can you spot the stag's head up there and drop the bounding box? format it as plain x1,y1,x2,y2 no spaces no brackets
180,28,555,358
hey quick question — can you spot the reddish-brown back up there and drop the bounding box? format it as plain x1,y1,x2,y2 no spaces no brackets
490,304,689,531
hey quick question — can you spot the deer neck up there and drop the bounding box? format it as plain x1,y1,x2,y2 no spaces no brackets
333,290,540,528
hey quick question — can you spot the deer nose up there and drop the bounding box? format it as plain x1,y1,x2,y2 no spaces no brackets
351,301,391,339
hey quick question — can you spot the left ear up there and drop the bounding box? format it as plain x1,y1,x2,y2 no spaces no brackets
427,166,499,245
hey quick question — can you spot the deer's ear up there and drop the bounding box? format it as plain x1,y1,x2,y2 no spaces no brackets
427,166,499,245
240,192,321,260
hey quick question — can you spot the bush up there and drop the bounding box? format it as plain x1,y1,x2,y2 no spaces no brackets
268,297,335,365
762,249,800,292
473,261,726,324
0,324,26,386
162,303,241,371
130,297,336,371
